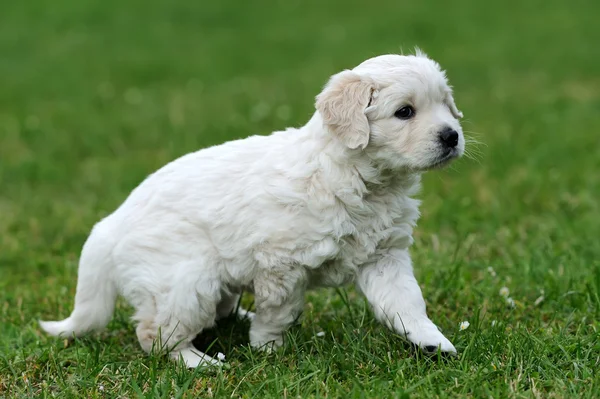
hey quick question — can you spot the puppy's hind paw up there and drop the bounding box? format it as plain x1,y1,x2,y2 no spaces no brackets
171,347,224,369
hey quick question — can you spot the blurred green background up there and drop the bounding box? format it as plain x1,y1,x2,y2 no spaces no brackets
1,0,599,397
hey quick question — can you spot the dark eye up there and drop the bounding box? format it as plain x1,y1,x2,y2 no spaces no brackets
394,106,415,119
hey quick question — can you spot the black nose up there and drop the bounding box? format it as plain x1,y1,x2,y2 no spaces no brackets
439,127,459,148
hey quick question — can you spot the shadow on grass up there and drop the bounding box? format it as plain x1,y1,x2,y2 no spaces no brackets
191,314,252,357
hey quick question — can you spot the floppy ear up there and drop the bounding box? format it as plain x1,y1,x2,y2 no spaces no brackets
316,70,375,150
446,92,463,119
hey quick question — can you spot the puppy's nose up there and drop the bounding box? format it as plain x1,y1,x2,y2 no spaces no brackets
439,127,459,148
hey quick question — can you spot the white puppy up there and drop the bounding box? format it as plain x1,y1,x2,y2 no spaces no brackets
41,51,465,367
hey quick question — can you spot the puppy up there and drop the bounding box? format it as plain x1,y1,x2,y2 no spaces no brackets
41,51,465,367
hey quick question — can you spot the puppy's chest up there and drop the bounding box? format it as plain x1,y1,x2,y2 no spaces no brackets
309,194,417,286
338,200,403,260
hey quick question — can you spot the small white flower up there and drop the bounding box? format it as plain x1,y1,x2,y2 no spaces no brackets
534,295,545,306
487,267,497,277
505,297,515,308
491,320,497,327
216,352,226,361
499,287,510,298
315,331,325,337
459,321,470,331
98,384,105,392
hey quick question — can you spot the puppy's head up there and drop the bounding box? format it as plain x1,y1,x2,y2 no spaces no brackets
316,51,464,171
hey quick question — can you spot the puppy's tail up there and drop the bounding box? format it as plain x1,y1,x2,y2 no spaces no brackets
40,223,118,338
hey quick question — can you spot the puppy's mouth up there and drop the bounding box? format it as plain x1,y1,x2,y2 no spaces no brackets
427,148,460,169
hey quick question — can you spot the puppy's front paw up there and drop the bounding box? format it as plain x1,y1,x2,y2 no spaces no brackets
403,320,457,355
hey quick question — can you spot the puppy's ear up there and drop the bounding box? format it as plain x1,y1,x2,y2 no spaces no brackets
446,93,463,119
316,70,375,150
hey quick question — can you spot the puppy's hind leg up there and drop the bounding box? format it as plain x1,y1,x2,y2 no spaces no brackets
249,267,307,352
136,267,224,368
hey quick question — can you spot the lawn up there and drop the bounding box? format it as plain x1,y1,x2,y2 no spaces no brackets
1,0,599,397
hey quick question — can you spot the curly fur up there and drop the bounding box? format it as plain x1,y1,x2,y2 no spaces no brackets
40,51,465,367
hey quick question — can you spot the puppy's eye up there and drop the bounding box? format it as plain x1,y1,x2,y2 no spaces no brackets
394,106,415,120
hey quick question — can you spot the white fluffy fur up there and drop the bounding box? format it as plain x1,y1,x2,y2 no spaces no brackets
40,51,465,367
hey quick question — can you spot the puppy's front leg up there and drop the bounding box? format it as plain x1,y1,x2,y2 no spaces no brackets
357,249,456,354
250,267,307,352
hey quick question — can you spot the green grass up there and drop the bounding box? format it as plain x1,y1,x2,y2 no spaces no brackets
1,0,599,397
